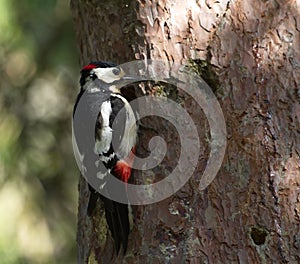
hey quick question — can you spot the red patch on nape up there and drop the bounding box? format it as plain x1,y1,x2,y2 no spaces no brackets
81,64,97,71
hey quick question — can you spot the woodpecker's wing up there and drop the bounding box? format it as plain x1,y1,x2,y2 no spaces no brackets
94,93,137,179
110,94,137,160
73,85,112,187
109,95,128,158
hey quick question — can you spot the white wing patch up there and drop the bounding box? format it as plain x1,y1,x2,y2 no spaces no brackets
99,152,115,162
94,100,112,155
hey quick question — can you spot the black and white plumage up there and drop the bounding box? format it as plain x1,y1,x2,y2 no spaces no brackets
73,61,137,254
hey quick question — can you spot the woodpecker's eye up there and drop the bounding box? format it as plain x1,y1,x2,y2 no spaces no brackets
89,72,96,78
112,68,121,75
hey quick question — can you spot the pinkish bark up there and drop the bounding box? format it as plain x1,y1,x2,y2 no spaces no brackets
71,0,300,263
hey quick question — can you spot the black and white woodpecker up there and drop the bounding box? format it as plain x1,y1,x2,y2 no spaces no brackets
73,61,137,254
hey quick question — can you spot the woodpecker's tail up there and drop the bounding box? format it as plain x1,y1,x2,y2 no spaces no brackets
87,185,129,254
102,197,130,254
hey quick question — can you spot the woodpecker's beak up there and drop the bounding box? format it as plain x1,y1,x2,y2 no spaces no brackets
119,68,146,83
118,69,137,82
120,72,142,84
122,76,137,80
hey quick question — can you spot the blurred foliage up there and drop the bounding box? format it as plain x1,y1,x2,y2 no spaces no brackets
0,0,80,263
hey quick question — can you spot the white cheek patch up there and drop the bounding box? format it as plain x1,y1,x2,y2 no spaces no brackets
92,67,121,83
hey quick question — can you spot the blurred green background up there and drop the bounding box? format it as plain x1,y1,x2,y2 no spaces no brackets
0,0,79,263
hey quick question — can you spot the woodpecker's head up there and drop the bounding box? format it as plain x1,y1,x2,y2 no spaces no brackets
80,61,126,90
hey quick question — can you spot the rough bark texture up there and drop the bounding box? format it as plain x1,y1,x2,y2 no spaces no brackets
71,0,300,263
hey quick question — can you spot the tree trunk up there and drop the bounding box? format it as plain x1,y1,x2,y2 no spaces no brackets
71,0,300,263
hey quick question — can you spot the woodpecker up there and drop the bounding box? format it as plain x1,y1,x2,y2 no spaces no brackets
73,61,137,254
